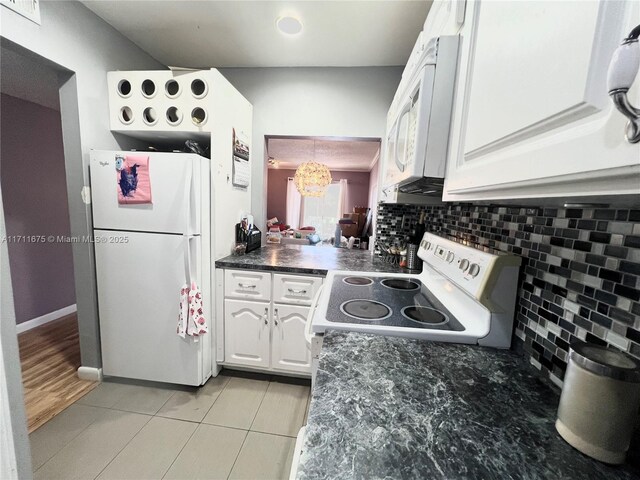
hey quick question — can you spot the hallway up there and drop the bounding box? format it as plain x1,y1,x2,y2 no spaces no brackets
18,314,97,432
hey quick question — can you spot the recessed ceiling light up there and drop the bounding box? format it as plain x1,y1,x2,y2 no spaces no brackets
276,15,303,36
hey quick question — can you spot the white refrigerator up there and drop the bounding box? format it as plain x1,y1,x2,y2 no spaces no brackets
89,150,212,386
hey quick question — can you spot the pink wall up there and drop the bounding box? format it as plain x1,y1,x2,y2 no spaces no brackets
267,168,371,226
266,168,290,223
0,93,76,324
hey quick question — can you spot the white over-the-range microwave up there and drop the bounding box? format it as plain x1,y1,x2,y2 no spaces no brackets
380,34,460,204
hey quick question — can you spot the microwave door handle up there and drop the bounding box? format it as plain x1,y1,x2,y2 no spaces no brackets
393,119,403,172
394,103,411,173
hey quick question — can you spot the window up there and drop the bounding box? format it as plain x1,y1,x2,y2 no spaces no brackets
302,182,341,240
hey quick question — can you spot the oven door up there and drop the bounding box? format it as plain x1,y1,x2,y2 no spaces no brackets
384,64,437,188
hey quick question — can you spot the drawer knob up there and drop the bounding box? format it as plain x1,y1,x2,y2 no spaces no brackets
239,283,257,289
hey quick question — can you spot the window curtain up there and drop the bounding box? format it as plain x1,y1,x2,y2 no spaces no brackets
336,179,348,219
286,177,303,229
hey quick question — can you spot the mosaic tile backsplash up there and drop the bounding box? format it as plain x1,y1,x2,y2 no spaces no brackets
376,203,640,387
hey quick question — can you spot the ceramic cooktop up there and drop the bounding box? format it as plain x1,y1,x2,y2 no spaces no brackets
326,275,465,331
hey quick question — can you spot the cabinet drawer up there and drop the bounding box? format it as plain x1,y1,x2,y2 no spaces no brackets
273,274,323,306
225,270,271,301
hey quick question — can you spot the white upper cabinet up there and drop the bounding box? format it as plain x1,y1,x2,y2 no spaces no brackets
443,0,640,201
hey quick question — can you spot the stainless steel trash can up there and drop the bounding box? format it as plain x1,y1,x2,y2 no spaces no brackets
556,343,640,464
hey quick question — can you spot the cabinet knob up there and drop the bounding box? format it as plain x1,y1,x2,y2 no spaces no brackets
239,283,257,289
274,308,279,326
263,307,268,325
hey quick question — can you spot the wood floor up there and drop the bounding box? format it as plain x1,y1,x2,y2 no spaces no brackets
18,314,98,432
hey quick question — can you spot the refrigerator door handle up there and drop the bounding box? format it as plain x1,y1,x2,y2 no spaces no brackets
182,162,194,283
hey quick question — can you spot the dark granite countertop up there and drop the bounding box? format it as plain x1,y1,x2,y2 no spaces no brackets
215,245,409,276
298,331,640,480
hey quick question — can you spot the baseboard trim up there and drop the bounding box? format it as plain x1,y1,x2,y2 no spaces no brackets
16,304,77,334
77,367,103,382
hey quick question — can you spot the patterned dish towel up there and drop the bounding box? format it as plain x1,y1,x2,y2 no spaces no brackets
177,281,208,341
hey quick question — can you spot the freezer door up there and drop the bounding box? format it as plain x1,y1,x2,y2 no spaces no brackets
95,230,210,385
90,151,203,234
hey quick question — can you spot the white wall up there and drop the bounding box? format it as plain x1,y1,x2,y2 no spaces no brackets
219,67,401,235
1,0,165,368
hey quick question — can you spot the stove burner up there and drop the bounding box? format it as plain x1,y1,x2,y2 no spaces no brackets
342,276,374,286
401,306,448,325
380,278,421,291
340,299,392,321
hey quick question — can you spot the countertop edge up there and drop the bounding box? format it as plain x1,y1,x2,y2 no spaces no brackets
214,260,329,276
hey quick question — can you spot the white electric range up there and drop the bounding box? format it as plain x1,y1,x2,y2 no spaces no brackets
304,232,522,385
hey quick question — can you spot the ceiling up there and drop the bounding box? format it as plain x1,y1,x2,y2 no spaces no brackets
0,47,61,110
267,137,380,171
80,1,431,68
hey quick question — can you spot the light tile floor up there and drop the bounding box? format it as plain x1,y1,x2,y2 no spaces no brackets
30,371,311,480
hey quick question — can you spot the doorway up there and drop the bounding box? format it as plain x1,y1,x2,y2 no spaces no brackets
265,136,381,248
0,46,97,432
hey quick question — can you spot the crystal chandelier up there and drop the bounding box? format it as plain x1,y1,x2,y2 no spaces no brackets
294,161,332,197
294,140,332,196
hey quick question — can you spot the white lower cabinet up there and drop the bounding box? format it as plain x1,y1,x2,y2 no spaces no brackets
221,270,321,376
224,299,270,368
272,304,311,374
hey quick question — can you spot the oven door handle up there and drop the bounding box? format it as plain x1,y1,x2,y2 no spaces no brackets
305,285,324,347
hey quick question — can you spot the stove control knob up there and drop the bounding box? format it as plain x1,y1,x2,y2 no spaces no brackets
425,241,432,250
459,259,470,272
446,251,455,263
468,263,481,277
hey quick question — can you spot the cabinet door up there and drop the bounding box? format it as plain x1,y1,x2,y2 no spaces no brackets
271,304,311,374
224,299,270,368
444,0,640,201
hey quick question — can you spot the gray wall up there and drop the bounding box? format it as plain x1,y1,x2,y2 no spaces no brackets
219,67,402,237
0,93,76,324
1,0,165,368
